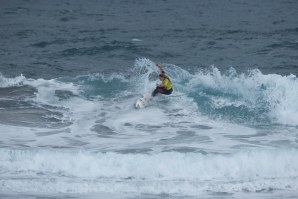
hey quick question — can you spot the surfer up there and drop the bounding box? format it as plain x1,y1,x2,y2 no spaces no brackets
152,63,173,97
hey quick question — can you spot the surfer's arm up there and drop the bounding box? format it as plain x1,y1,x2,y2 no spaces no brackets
156,63,165,74
157,83,164,87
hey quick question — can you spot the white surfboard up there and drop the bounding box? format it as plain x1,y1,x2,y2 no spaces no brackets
135,94,152,109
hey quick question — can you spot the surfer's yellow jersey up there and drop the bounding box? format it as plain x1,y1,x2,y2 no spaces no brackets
152,64,173,97
162,76,173,90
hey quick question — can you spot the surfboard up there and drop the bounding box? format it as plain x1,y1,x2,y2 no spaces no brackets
135,94,152,109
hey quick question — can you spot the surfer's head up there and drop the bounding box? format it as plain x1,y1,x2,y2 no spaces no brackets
159,73,166,80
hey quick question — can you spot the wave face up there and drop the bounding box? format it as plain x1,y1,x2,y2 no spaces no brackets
183,67,298,126
1,58,298,127
68,58,298,126
65,58,298,126
64,58,298,126
1,58,298,198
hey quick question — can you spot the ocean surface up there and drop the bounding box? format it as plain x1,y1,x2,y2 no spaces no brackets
1,0,298,198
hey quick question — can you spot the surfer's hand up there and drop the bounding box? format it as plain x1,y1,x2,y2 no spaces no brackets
156,63,161,68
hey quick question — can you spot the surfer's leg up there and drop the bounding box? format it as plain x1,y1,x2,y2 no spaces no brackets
152,89,158,97
163,88,173,95
152,86,165,97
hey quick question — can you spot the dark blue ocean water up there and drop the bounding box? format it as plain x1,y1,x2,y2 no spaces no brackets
1,0,298,199
1,0,298,78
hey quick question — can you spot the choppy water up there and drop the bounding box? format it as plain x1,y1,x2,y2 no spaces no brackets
0,0,298,199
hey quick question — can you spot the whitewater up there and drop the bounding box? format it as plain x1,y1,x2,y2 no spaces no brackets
1,58,298,198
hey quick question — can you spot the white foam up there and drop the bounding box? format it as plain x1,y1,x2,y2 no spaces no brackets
24,78,80,105
1,148,298,195
131,38,142,42
0,69,263,152
262,74,298,125
0,73,25,87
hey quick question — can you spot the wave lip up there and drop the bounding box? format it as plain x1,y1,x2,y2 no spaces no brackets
1,148,298,195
